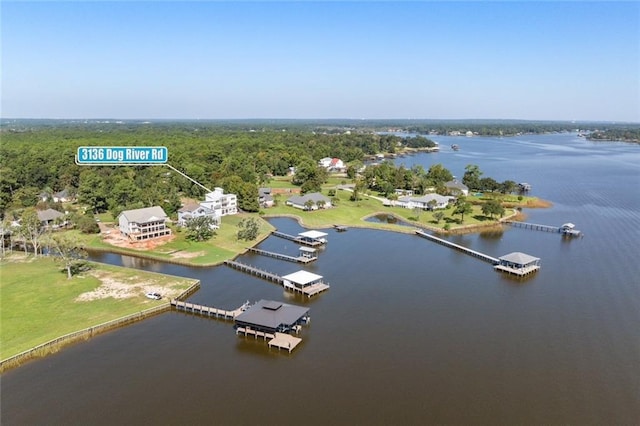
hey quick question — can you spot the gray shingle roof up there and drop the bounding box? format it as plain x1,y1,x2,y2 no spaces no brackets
499,252,540,265
37,208,64,222
119,206,168,224
287,192,330,206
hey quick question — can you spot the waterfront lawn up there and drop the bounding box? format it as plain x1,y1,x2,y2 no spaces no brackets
266,188,509,232
76,213,275,265
0,255,197,360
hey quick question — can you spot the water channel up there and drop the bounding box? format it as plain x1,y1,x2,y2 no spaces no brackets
2,133,639,425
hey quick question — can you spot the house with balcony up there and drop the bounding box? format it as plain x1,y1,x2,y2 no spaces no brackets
201,187,238,216
177,201,220,228
118,206,171,241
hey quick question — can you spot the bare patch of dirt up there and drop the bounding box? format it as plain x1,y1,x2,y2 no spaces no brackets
170,250,205,259
101,227,175,250
75,270,184,302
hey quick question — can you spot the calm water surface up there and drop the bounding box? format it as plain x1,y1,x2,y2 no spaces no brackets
3,134,639,425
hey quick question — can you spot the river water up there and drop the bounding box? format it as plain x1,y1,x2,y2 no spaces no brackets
3,133,639,425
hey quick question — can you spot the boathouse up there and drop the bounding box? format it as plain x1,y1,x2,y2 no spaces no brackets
282,270,330,296
560,223,582,236
234,300,310,335
298,230,328,244
494,252,540,276
299,246,317,260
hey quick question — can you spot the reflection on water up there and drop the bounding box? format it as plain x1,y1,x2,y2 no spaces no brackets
3,133,640,425
365,213,413,227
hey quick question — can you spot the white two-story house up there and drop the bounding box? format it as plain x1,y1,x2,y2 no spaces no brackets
118,206,171,241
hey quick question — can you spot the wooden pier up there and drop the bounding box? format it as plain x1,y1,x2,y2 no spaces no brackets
235,327,302,353
224,259,284,284
505,221,582,236
224,260,329,297
247,247,316,263
415,230,499,264
170,300,249,321
272,231,324,247
504,221,560,233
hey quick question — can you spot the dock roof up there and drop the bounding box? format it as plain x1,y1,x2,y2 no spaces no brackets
299,246,317,253
499,252,540,265
235,299,309,330
298,230,328,239
282,270,323,285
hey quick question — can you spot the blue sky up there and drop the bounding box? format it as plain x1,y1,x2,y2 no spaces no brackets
2,1,639,121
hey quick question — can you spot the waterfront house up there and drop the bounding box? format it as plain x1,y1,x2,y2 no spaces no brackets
396,194,453,210
234,300,310,335
201,187,238,216
118,206,171,241
286,192,332,210
444,180,469,196
52,189,74,203
177,201,220,228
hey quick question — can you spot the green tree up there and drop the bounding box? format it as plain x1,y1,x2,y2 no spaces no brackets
47,233,87,279
454,197,473,223
304,199,316,211
185,216,217,242
433,211,445,224
481,199,505,219
19,207,44,255
462,164,482,191
237,217,259,241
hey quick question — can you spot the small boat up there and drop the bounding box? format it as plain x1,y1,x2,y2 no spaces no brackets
451,144,460,151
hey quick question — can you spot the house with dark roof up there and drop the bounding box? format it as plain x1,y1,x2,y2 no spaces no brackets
118,206,171,241
286,192,332,210
37,208,65,228
259,188,274,208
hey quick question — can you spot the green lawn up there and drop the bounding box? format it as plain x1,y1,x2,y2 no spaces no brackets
265,188,514,232
76,213,275,266
0,255,197,360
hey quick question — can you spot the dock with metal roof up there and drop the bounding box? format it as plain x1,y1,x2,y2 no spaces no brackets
224,260,330,297
272,230,328,247
504,221,582,237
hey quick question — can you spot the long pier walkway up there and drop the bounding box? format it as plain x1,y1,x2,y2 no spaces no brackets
415,230,499,264
504,221,560,233
247,247,315,263
224,260,284,284
504,220,582,236
170,300,249,321
272,231,324,247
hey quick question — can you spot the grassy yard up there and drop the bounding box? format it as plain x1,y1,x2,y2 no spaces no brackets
0,255,197,360
265,188,515,232
76,213,275,266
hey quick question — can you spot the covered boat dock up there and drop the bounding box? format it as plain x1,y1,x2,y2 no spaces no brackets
282,270,330,297
494,252,541,276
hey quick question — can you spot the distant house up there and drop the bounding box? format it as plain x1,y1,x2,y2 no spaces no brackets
177,201,220,228
395,194,453,210
118,206,171,241
37,208,65,228
259,188,274,208
53,189,74,203
444,180,469,196
318,157,345,172
394,189,414,197
286,193,332,210
200,187,238,216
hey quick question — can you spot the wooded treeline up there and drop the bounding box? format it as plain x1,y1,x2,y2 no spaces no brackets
0,125,434,218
